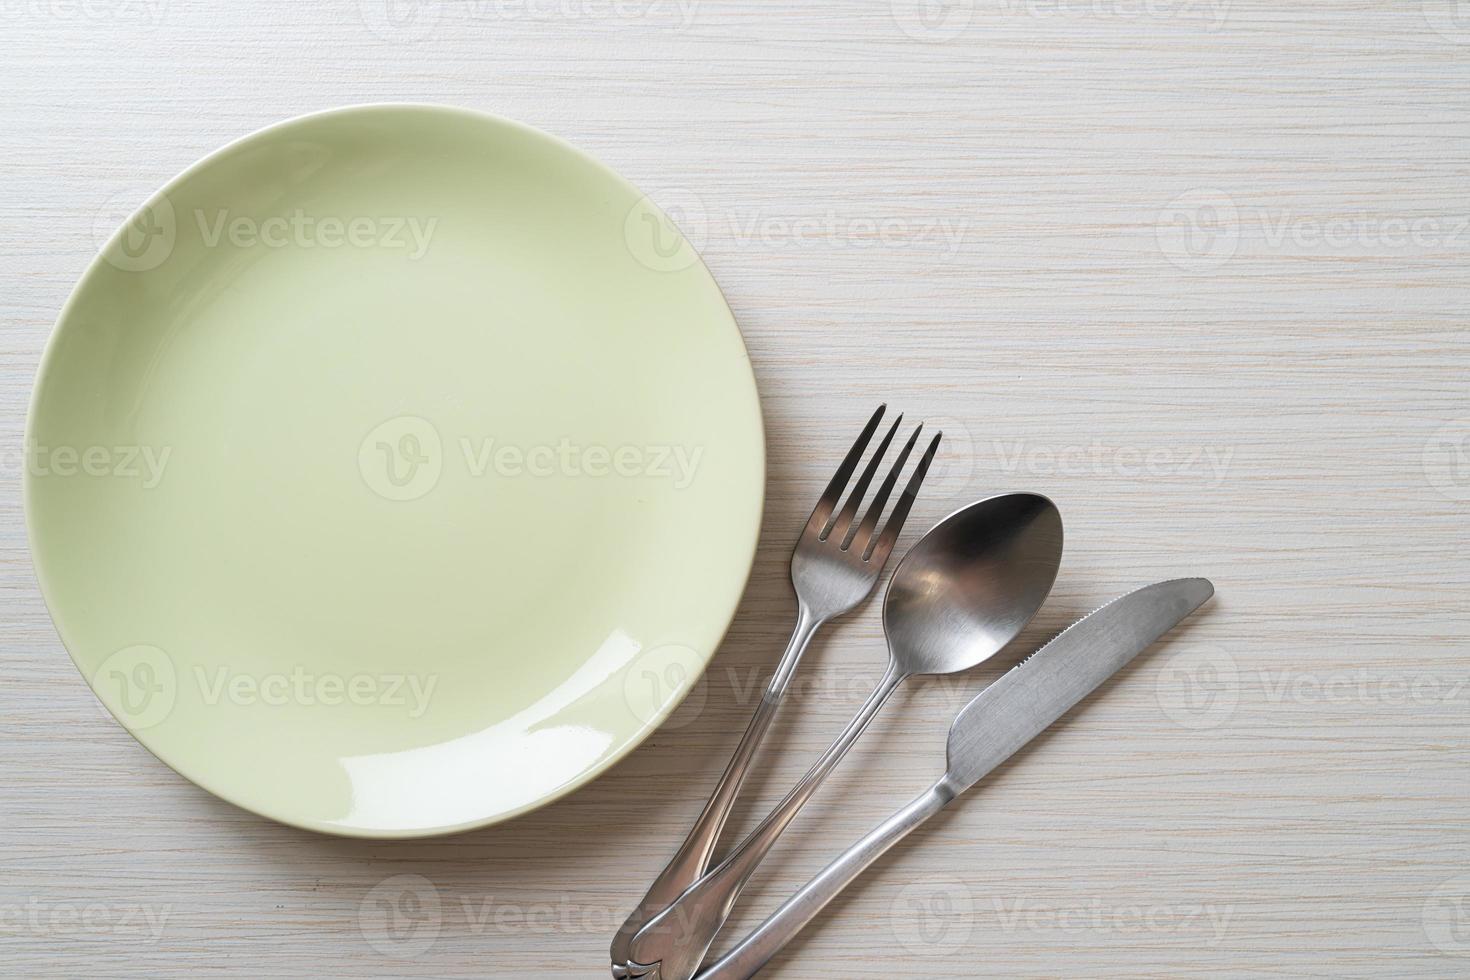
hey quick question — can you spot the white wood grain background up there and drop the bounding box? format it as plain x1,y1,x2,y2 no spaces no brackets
3,1,1468,976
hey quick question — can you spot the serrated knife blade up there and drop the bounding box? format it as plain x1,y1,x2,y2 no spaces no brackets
942,577,1214,793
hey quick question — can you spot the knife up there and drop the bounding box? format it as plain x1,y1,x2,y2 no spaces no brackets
692,577,1215,980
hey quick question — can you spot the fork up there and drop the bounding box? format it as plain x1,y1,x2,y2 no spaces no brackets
610,405,935,978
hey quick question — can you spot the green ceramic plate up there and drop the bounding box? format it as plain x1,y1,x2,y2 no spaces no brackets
26,105,764,838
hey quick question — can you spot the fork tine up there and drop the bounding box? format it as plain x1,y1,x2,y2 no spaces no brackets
824,414,902,542
863,430,942,562
848,424,921,553
804,404,885,538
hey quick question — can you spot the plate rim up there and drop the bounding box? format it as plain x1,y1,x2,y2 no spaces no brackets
24,101,767,838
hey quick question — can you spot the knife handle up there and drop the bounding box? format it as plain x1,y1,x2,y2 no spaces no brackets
695,779,956,980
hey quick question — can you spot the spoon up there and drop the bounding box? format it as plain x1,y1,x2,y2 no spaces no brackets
626,492,1064,980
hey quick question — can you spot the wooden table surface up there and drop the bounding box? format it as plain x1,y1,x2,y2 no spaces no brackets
3,2,1467,977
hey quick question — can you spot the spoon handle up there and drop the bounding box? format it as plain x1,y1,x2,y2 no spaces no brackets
629,663,908,980
610,607,824,971
696,779,956,980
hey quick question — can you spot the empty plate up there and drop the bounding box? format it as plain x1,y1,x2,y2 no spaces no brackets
26,104,764,837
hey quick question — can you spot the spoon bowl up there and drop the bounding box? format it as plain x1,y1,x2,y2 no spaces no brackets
884,492,1063,677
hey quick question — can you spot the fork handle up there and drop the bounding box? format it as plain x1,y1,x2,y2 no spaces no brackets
628,663,907,980
695,779,956,979
610,607,823,968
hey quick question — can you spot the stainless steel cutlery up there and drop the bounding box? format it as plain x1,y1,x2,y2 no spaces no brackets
695,578,1214,978
611,408,1215,978
626,493,1064,980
